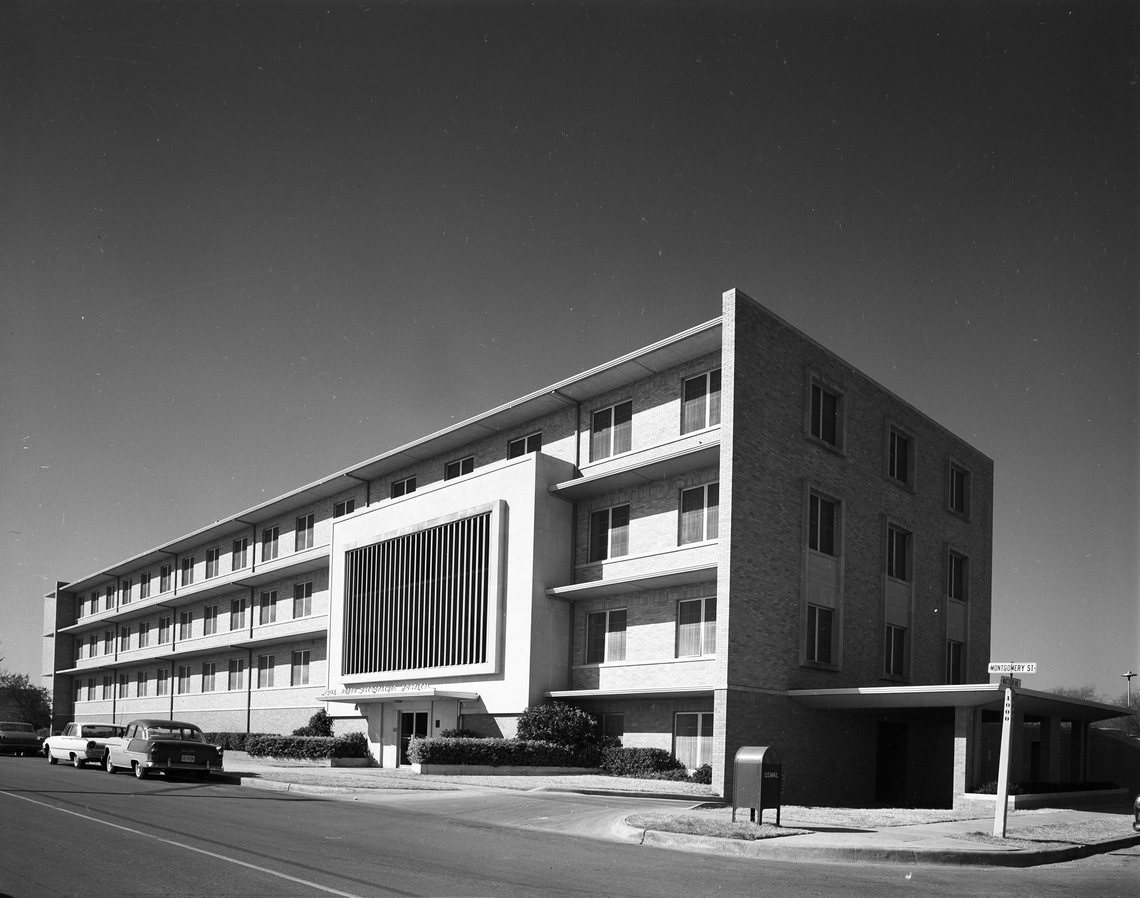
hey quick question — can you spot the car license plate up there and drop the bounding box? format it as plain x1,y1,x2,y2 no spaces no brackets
181,754,195,763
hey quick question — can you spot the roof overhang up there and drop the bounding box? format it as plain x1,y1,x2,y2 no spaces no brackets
789,684,1128,723
548,685,714,701
319,688,480,704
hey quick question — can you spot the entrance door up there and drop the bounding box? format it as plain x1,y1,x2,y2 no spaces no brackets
398,711,428,766
875,721,909,806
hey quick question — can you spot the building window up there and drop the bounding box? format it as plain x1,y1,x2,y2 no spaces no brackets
259,590,277,625
601,713,625,743
585,609,627,664
178,610,192,640
257,654,275,689
681,369,721,434
84,634,95,658
158,616,171,643
808,493,838,556
140,572,151,599
105,586,114,611
946,640,964,684
809,379,842,448
886,525,911,582
180,556,195,587
86,678,96,701
101,676,112,700
507,432,542,458
334,497,357,517
949,463,971,516
805,605,834,664
138,622,150,648
205,547,220,579
295,513,315,551
118,674,128,698
293,581,313,618
291,650,311,687
262,526,280,561
230,597,247,630
176,665,191,695
676,597,716,657
120,579,132,605
232,536,250,569
201,662,216,693
947,551,969,602
156,669,169,696
590,400,632,461
159,564,172,593
679,483,719,545
136,671,148,697
103,630,113,654
674,712,714,770
203,605,219,636
888,426,913,486
391,477,416,499
118,626,130,652
444,456,474,480
228,659,245,691
589,504,630,562
885,625,907,677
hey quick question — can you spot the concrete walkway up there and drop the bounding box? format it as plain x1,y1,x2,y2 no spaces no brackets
220,754,1140,867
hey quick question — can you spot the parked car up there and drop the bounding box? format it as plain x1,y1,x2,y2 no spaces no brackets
0,721,42,756
102,719,223,780
44,722,126,768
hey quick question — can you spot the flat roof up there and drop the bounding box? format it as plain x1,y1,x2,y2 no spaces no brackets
788,684,1127,723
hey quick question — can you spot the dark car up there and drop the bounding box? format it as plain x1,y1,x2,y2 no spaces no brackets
103,719,223,780
0,721,43,756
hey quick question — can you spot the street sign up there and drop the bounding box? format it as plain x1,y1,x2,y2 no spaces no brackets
987,662,1037,674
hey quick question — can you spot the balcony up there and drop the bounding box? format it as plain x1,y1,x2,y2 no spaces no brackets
551,431,720,501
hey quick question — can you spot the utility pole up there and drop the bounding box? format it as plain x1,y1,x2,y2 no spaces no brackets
1122,671,1136,707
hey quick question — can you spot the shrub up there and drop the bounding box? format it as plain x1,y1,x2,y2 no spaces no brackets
439,728,481,739
203,732,275,752
292,709,334,737
245,733,369,760
600,746,685,778
515,701,599,755
407,736,595,768
690,764,713,785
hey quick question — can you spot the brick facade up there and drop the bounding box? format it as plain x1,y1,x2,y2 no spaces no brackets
45,289,999,803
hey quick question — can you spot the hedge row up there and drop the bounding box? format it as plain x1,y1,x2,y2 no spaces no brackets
407,737,596,767
203,732,276,752
243,732,370,759
599,746,683,777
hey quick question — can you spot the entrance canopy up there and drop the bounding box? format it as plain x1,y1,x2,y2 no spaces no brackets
788,684,1126,723
320,687,480,705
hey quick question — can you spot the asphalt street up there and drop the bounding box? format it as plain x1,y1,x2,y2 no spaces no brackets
1,758,1137,897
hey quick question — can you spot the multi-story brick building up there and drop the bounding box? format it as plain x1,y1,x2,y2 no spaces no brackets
44,289,1115,805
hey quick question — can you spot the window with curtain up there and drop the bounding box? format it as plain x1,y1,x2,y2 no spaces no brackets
676,597,716,657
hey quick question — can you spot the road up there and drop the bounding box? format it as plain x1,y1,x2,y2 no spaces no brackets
1,757,1136,897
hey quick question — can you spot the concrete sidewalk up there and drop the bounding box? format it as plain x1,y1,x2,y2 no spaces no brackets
219,754,1140,867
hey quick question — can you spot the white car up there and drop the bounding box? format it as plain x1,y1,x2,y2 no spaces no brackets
43,723,125,768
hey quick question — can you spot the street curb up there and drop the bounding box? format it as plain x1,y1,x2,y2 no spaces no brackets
622,824,1140,867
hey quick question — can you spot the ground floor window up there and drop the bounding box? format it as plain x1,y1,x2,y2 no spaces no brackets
600,713,625,744
674,711,714,770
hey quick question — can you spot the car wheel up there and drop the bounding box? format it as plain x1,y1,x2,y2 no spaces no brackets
104,754,116,774
72,755,84,769
133,763,147,780
47,749,57,764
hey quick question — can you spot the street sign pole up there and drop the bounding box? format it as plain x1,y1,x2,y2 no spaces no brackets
992,678,1018,838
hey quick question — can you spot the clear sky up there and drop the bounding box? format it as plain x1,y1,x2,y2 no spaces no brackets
3,1,1136,700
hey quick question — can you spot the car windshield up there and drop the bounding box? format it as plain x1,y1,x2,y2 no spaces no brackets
82,726,122,738
148,726,204,742
0,723,35,733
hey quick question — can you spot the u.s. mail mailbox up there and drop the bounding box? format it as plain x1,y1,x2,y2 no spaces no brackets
732,745,783,825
